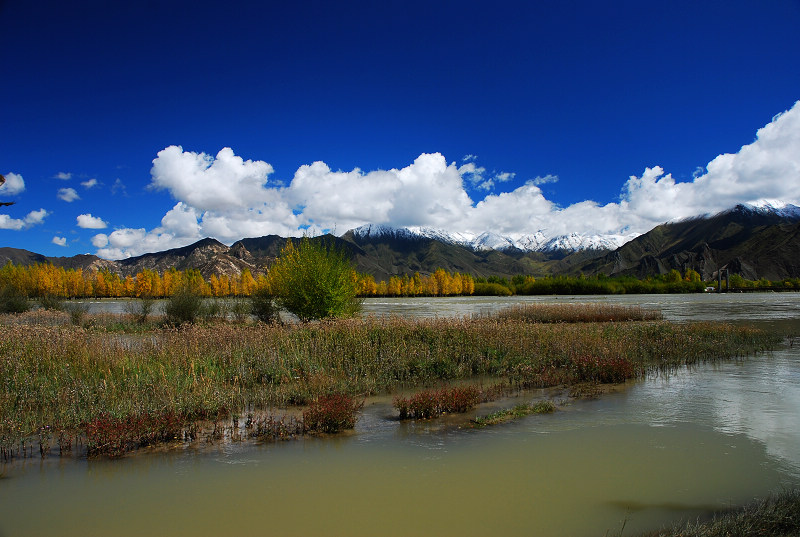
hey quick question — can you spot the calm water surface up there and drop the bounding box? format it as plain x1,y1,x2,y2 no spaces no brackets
2,293,799,536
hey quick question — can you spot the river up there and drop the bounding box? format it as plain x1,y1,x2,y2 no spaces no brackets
1,293,799,536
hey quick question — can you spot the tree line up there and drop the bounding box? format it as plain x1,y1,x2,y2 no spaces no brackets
0,263,264,299
0,260,475,299
474,269,800,295
2,256,797,303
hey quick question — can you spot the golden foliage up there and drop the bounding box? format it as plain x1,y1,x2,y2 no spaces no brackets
0,261,474,299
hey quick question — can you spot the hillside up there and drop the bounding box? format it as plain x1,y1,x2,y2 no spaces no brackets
576,204,800,280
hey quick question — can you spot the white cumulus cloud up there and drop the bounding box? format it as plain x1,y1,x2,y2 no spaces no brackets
81,178,98,188
93,227,194,260
25,209,49,225
150,146,275,211
52,236,67,246
77,213,108,229
91,233,109,248
58,187,80,202
1,172,26,195
55,172,72,180
0,209,49,230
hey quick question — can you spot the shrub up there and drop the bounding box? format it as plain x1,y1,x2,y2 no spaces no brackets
571,355,635,383
250,286,280,323
394,385,482,420
37,294,65,311
303,393,363,433
269,237,361,322
199,298,224,322
0,284,30,314
164,286,204,325
228,298,253,323
85,411,186,457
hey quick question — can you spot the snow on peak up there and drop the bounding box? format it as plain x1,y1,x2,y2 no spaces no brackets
350,224,629,253
404,226,477,245
540,232,636,252
738,199,800,219
471,231,516,251
351,223,405,239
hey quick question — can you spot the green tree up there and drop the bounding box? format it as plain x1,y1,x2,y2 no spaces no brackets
665,269,682,283
269,237,361,322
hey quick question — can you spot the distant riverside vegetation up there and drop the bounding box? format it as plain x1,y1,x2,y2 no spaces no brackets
1,262,798,301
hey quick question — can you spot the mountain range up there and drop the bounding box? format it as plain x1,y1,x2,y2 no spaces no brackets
2,202,799,282
348,223,638,253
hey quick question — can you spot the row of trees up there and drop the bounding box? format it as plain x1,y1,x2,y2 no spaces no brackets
356,269,475,297
475,270,800,295
0,263,265,299
724,274,800,290
473,270,706,295
0,257,474,301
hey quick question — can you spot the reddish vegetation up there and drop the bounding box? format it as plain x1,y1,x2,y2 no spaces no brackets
571,355,636,384
85,411,193,457
393,385,482,420
302,393,363,434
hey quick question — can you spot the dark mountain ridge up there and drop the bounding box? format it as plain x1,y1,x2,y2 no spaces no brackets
575,204,800,280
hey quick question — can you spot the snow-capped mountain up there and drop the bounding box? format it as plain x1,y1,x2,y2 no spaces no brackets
737,200,800,219
350,224,634,253
539,232,640,252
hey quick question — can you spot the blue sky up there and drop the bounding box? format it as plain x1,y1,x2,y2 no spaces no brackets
2,0,799,259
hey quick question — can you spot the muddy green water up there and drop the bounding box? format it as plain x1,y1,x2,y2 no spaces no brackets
2,293,799,536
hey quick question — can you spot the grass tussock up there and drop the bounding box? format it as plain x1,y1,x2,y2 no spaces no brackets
0,309,781,458
303,393,363,433
393,385,484,419
470,401,556,428
640,489,800,537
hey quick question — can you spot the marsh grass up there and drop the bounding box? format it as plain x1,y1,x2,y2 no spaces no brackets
0,308,782,458
641,489,800,537
249,413,303,441
64,301,89,326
